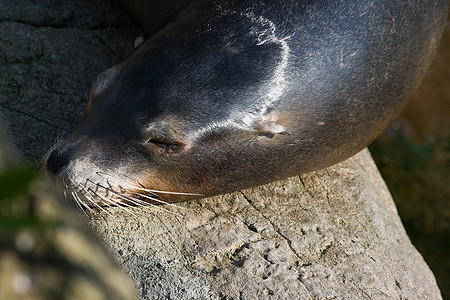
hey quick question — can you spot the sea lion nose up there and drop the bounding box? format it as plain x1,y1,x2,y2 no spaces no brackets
44,147,69,176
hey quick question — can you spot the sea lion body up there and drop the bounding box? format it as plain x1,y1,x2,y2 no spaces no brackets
45,0,448,206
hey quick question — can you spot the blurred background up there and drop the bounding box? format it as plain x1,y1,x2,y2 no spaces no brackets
369,10,450,299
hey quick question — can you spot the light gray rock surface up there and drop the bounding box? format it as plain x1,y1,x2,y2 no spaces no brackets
0,0,442,299
88,150,442,299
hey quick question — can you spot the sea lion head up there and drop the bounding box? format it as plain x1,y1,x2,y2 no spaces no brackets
44,1,446,209
43,10,294,208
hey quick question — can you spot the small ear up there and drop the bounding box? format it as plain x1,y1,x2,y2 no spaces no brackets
134,35,145,48
254,120,291,138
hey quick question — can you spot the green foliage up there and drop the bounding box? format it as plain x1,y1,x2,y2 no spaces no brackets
0,166,39,202
0,165,55,232
370,134,450,299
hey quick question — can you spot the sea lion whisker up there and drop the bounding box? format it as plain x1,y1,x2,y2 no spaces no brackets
115,194,153,209
84,178,191,212
107,190,147,207
85,182,147,210
106,190,183,216
98,193,138,217
92,183,145,208
135,193,187,210
70,191,90,215
55,131,67,144
90,183,146,207
134,181,159,197
72,190,92,211
69,191,84,211
79,185,114,216
122,196,145,207
84,192,114,216
91,182,120,198
62,189,70,204
45,132,67,152
88,188,139,216
125,184,203,196
85,178,114,194
125,193,186,216
120,196,147,207
92,172,137,192
131,195,184,216
79,184,111,210
81,186,124,213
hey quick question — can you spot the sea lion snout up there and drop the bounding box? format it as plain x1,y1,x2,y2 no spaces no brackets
42,120,201,207
44,133,96,179
45,146,70,177
43,139,141,207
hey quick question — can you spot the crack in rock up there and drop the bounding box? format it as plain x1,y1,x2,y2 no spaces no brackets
239,191,308,264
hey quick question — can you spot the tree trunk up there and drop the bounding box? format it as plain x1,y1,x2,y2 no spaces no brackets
0,0,442,299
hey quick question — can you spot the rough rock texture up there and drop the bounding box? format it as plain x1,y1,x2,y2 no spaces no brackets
0,0,443,299
0,0,137,162
88,150,442,299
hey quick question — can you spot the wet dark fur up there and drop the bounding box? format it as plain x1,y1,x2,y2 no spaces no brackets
44,0,448,207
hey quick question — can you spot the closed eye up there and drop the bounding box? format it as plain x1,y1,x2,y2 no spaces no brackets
147,139,184,153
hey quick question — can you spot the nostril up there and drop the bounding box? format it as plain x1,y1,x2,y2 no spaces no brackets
45,148,69,176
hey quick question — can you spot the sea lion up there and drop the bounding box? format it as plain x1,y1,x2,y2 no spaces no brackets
44,0,448,208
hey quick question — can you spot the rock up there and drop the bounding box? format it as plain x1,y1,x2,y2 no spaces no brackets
88,149,442,299
0,0,138,162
